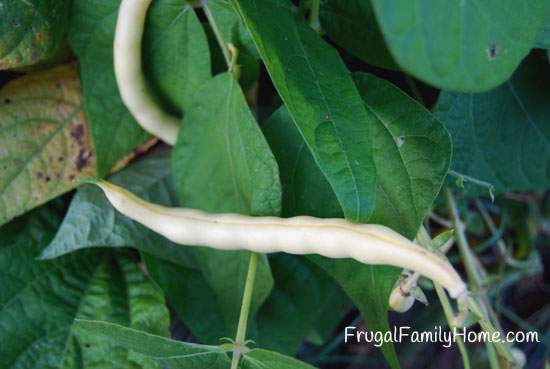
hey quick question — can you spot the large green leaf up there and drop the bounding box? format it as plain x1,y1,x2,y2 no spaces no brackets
172,72,280,339
370,0,550,91
263,74,452,369
231,0,377,222
0,204,169,369
353,73,452,238
0,0,70,70
0,64,96,227
435,53,550,194
319,0,397,70
264,74,452,239
242,349,317,369
69,0,210,175
75,320,231,368
40,148,194,264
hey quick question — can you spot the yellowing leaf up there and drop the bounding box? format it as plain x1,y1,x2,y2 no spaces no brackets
0,63,96,225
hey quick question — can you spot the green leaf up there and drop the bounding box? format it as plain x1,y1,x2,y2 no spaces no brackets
353,73,452,238
319,0,397,70
231,0,377,222
75,320,232,368
435,53,550,194
264,74,452,239
241,348,317,369
0,64,96,227
370,0,550,91
0,205,169,369
172,72,280,338
40,148,194,264
69,0,210,175
0,0,70,70
172,73,281,217
143,0,211,114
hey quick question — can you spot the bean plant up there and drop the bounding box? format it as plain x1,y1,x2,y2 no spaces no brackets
1,1,549,369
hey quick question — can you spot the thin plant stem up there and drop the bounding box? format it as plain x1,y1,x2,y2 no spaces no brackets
443,187,484,288
475,199,531,269
418,226,470,369
202,0,232,70
230,252,259,369
434,283,471,369
309,0,321,32
485,341,500,369
448,170,495,201
444,188,516,366
405,75,425,106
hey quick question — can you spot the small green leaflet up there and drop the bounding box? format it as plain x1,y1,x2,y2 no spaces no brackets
0,204,169,369
172,72,280,339
370,0,550,91
436,53,550,194
231,0,377,223
0,0,70,70
69,0,210,175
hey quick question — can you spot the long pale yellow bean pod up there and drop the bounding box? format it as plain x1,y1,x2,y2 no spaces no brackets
114,0,179,144
90,179,468,300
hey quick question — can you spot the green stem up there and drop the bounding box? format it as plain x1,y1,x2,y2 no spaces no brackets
434,284,471,369
202,0,232,70
230,252,258,369
443,187,484,289
405,75,425,106
448,170,495,201
309,0,321,32
418,226,470,369
444,188,516,366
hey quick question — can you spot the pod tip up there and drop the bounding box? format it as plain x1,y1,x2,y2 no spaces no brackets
79,177,100,185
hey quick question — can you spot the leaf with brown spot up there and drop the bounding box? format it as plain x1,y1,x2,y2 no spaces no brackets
0,63,96,226
0,0,71,70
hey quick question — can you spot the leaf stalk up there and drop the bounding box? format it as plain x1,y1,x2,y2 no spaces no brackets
230,252,258,369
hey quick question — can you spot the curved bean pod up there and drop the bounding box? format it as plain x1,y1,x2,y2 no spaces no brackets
114,0,179,144
90,179,468,300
